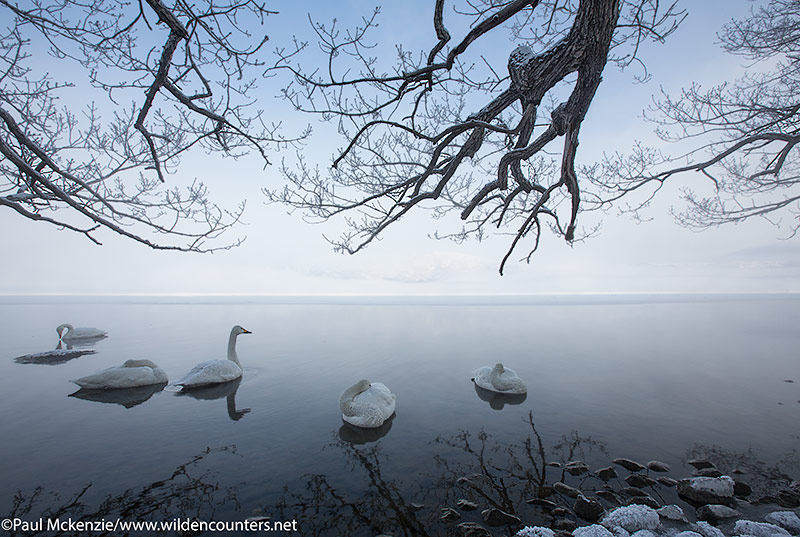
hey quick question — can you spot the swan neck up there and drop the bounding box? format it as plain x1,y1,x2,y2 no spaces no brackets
339,384,363,415
227,332,241,366
490,366,502,382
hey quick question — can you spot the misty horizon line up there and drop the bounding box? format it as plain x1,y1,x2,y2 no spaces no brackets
1,291,799,306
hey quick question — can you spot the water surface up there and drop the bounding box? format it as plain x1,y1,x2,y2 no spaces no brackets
1,295,798,535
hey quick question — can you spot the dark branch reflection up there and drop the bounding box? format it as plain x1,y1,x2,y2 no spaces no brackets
270,412,607,537
5,446,243,537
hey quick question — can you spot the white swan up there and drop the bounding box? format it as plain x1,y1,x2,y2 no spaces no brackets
71,359,168,390
175,325,251,389
57,323,107,342
339,379,396,428
472,363,527,394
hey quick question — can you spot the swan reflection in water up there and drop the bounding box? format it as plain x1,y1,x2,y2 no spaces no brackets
473,383,527,410
338,413,396,445
14,346,97,365
69,383,167,409
175,377,251,421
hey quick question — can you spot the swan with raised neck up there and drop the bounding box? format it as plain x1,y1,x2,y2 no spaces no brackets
175,325,251,389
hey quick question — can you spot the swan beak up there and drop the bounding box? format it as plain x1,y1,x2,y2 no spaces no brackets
242,328,252,334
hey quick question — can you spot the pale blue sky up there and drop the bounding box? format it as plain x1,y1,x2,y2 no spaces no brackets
2,0,797,296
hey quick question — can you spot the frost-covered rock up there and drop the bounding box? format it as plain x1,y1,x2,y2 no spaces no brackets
692,521,727,537
673,532,704,537
631,530,658,537
573,525,615,537
601,505,660,533
765,512,800,535
733,520,791,537
516,526,555,537
612,527,632,537
677,476,735,505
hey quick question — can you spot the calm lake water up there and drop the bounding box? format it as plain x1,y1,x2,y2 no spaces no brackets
1,295,798,536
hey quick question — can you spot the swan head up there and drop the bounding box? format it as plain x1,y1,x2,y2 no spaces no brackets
56,324,72,338
231,325,252,336
354,379,371,394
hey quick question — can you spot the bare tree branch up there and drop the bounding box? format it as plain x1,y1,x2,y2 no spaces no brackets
1,0,303,251
266,0,685,273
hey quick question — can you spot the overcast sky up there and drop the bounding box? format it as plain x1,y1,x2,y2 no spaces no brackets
2,0,797,296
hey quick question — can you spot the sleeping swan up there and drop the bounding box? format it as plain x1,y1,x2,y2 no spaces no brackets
57,324,107,342
175,325,251,389
71,359,168,390
339,379,396,428
472,363,527,394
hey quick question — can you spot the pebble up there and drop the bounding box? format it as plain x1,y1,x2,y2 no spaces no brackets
657,477,678,487
457,499,478,511
622,487,648,498
733,480,752,497
554,519,578,532
626,496,660,509
647,461,671,473
441,507,462,522
481,507,521,526
625,474,656,488
459,521,492,537
692,468,723,478
527,498,557,509
554,481,582,498
567,461,591,476
777,489,800,508
687,459,715,470
574,494,605,523
597,467,619,481
613,458,647,472
695,504,741,522
656,505,688,523
596,490,621,504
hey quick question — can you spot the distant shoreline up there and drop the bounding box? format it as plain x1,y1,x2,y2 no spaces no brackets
1,292,799,306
